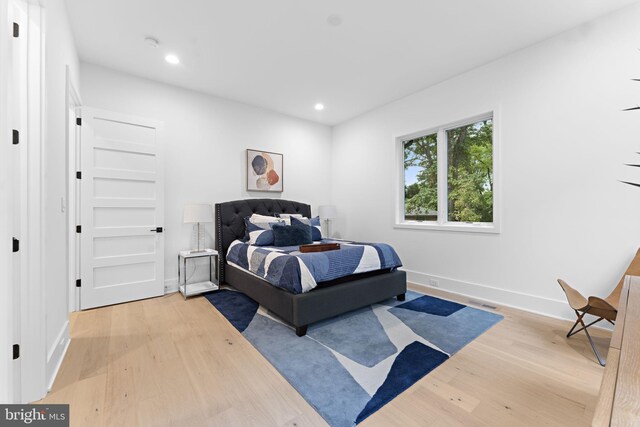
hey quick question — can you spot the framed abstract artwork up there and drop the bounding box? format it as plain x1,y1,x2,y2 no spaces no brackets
246,149,283,192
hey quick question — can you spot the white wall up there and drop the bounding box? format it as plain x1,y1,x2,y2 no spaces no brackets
331,4,640,320
43,0,79,390
79,63,333,288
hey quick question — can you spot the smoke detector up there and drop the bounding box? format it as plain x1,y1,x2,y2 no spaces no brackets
144,37,159,48
327,14,343,27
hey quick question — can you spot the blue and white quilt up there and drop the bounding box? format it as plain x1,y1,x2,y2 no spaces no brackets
226,239,403,294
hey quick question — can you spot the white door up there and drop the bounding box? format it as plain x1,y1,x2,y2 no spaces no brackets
2,0,26,403
79,107,165,310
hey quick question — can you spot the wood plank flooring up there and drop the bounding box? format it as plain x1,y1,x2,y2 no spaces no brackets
39,284,611,426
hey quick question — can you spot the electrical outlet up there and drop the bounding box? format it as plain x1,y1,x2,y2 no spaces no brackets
428,279,439,287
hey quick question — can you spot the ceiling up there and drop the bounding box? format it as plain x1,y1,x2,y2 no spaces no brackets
65,0,639,125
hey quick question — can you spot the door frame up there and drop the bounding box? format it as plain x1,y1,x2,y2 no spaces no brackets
20,0,46,403
66,68,81,312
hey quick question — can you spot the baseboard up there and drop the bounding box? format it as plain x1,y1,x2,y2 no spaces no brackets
46,321,70,391
165,278,179,294
167,267,612,331
402,268,614,331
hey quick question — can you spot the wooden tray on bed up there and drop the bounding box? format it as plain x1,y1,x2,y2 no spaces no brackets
299,243,341,253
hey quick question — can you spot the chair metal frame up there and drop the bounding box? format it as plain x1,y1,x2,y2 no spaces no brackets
565,307,615,366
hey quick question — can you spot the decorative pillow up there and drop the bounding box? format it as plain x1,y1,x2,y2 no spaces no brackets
272,222,313,247
243,216,282,243
249,213,280,224
276,213,304,225
245,220,276,246
291,216,322,241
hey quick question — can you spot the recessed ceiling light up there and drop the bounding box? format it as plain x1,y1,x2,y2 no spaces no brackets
314,103,325,111
327,14,343,27
165,54,180,65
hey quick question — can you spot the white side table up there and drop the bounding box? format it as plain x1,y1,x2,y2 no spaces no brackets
178,249,219,299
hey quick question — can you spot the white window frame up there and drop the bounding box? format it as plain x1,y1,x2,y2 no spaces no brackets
395,111,500,234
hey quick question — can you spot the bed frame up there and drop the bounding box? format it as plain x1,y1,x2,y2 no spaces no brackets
215,199,407,336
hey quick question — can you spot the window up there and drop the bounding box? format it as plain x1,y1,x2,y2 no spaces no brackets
403,133,438,221
398,113,498,233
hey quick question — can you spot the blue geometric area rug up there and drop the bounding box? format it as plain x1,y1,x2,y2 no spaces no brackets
205,289,502,427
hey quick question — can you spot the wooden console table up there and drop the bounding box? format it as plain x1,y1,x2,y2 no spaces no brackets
592,275,640,426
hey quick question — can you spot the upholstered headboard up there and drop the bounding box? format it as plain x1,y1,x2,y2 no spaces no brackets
215,199,312,283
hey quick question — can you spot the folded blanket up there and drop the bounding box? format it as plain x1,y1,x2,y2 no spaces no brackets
226,239,402,294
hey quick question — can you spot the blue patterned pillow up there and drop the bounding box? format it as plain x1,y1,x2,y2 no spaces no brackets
246,221,276,246
291,216,322,241
243,217,280,246
242,217,261,241
271,222,313,247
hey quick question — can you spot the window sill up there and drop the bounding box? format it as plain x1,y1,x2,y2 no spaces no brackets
394,221,500,234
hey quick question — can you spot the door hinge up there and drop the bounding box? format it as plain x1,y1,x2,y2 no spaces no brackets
76,171,82,179
12,344,19,360
12,129,19,145
76,279,81,288
76,117,82,126
76,225,81,233
12,23,19,38
12,238,19,253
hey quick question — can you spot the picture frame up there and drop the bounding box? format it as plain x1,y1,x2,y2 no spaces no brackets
246,149,284,192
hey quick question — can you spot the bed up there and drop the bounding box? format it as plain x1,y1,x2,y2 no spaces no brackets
215,199,407,336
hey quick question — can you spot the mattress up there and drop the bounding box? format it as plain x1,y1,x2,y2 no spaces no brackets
226,239,402,294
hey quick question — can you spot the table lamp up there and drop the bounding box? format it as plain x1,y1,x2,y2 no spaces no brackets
318,205,337,238
183,204,213,252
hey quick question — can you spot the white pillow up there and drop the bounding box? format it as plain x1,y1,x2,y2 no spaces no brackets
249,213,280,224
277,213,305,225
277,213,304,219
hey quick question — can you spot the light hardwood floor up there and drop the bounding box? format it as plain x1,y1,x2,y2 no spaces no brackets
39,285,611,426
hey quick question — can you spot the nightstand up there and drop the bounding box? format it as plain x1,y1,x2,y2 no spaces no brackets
178,249,219,299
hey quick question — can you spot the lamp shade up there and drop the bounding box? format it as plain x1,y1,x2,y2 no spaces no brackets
318,205,337,219
183,204,213,224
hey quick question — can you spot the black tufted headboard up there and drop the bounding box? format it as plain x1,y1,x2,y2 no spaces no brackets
215,199,312,283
